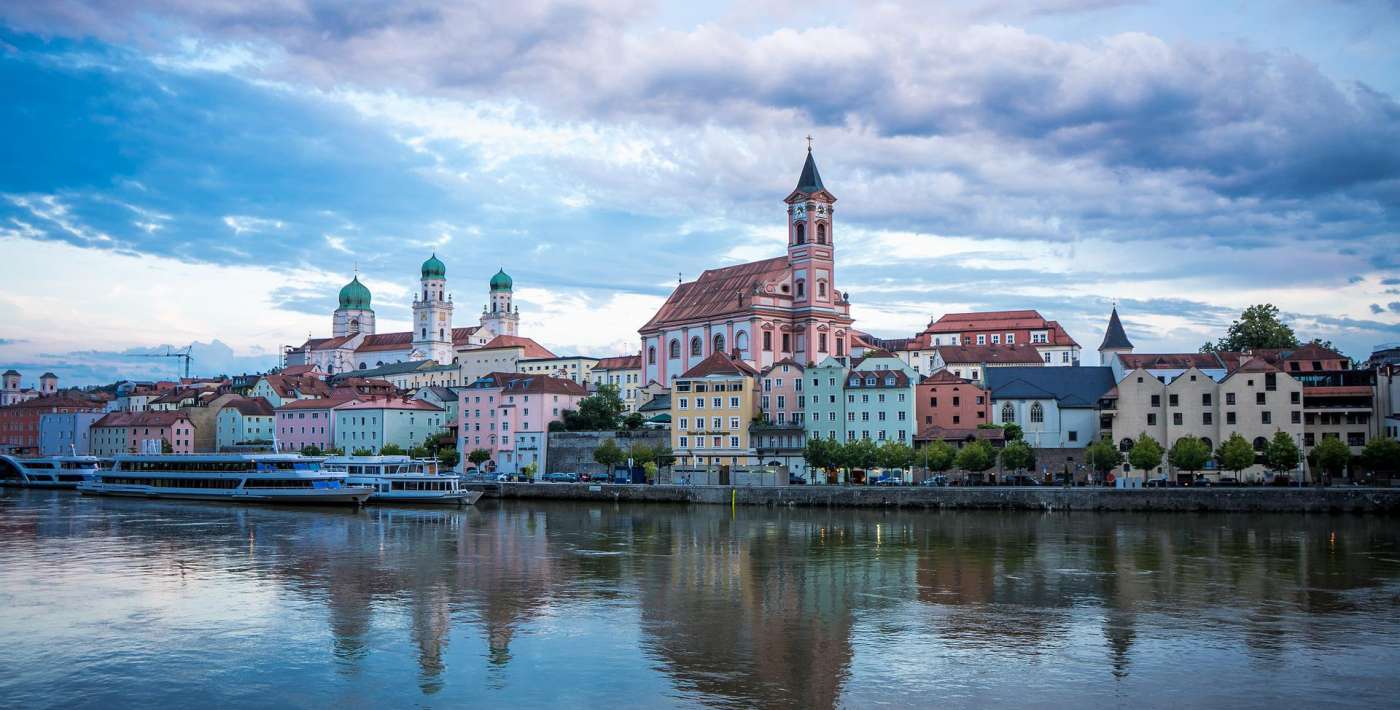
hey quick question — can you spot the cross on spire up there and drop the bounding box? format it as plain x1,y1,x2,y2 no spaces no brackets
805,134,813,152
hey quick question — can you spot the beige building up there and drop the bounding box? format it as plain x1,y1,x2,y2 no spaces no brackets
519,355,600,386
456,334,558,385
590,354,644,412
1105,358,1304,483
671,351,760,469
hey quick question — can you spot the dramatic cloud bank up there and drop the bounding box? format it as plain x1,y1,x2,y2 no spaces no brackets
1,0,1398,384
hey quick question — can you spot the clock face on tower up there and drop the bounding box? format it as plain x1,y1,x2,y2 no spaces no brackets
792,204,807,221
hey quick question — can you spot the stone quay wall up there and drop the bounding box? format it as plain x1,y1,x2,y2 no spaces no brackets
463,482,1400,514
544,430,670,477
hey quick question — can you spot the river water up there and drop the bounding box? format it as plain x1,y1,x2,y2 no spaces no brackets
2,490,1398,709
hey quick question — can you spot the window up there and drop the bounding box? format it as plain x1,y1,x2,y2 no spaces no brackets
977,335,986,345
1147,413,1157,426
1068,430,1077,442
1001,403,1015,423
730,436,740,448
1265,373,1277,391
1253,436,1267,451
713,333,726,354
691,337,702,357
1202,393,1212,406
679,436,689,448
991,334,1000,344
1044,353,1052,364
1226,392,1236,405
1030,402,1044,423
763,330,772,352
1173,413,1183,425
1006,334,1015,344
1291,411,1301,424
679,417,688,430
1256,392,1266,405
1226,412,1236,425
782,333,791,352
1150,394,1160,407
1169,394,1178,407
794,222,805,244
818,281,827,298
735,331,749,355
817,223,827,244
796,280,805,298
1203,412,1213,425
1120,438,1133,452
1348,432,1365,447
1262,411,1272,424
1291,391,1300,405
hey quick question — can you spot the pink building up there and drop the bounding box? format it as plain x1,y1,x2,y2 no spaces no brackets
759,358,806,426
90,411,196,455
275,396,357,452
459,372,588,474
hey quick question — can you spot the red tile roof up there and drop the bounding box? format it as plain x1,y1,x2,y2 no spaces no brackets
679,350,759,379
337,398,444,412
1117,353,1227,370
935,344,1045,365
479,335,557,359
845,370,911,388
279,364,322,377
640,256,792,331
355,332,414,352
919,370,977,385
1231,357,1278,374
224,397,275,416
594,354,643,370
760,357,805,375
275,396,360,411
501,375,589,397
923,310,1079,347
93,410,192,428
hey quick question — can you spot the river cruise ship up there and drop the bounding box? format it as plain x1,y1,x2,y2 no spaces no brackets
0,455,103,489
321,455,481,505
77,454,372,506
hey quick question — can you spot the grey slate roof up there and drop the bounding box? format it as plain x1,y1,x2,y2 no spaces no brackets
638,392,671,412
1099,307,1133,351
985,366,1116,408
795,150,825,193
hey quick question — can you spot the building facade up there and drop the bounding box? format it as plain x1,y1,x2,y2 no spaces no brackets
334,398,447,455
457,373,588,474
90,411,196,455
640,149,854,385
986,366,1116,449
591,354,644,412
39,411,105,455
215,398,276,450
671,352,760,469
915,370,990,430
0,391,108,455
275,397,357,452
917,310,1081,366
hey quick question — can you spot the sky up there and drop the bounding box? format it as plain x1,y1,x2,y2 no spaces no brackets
1,0,1398,386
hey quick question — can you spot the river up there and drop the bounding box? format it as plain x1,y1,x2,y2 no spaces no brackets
2,490,1398,708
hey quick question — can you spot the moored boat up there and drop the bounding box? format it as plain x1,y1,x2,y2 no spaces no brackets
77,454,371,506
0,455,102,489
322,455,481,505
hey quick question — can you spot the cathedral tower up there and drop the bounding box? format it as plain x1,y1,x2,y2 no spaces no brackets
480,268,519,338
786,145,837,309
412,253,455,364
333,275,376,338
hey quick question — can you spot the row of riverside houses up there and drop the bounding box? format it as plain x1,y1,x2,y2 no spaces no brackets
644,148,1397,484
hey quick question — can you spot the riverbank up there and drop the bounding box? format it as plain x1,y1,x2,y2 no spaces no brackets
464,482,1400,513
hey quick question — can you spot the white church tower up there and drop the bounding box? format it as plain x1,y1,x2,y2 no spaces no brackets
480,268,519,338
412,253,455,364
332,274,376,338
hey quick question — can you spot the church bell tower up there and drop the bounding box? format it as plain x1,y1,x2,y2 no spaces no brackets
785,142,838,309
412,253,455,364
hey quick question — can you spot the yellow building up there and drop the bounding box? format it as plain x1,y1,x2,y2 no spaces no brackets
671,351,760,468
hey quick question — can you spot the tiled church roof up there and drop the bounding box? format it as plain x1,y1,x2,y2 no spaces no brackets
640,257,791,331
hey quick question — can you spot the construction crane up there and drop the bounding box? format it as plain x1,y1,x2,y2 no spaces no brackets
128,346,193,379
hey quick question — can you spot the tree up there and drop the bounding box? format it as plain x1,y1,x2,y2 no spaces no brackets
1127,434,1164,476
877,441,915,470
299,445,325,457
1362,438,1400,475
1200,304,1298,352
521,462,538,479
622,412,645,430
467,448,493,468
1084,439,1122,478
642,461,659,483
1000,440,1035,472
161,438,174,454
1310,436,1350,481
351,447,375,456
1265,431,1302,478
1168,436,1211,476
803,438,837,472
564,384,626,431
843,438,880,470
593,438,627,469
380,443,407,456
1000,423,1024,442
652,445,676,469
920,441,957,473
628,443,656,466
548,420,567,432
408,444,432,459
438,446,460,469
955,441,996,474
1217,433,1255,477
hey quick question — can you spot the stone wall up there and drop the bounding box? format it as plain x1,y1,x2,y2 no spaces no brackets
464,481,1400,514
544,430,671,476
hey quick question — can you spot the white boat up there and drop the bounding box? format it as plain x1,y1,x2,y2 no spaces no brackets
77,454,372,506
0,455,103,489
322,455,482,505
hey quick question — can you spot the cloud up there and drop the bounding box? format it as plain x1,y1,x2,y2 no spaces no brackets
1373,303,1386,314
1391,302,1400,314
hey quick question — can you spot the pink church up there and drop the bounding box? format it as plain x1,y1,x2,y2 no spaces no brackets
640,148,854,386
458,372,588,474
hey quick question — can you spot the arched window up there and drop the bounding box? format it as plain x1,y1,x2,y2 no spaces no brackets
796,280,805,298
818,280,827,298
1119,438,1133,452
713,333,726,354
735,331,749,355
423,289,428,301
1030,402,1044,423
835,337,845,356
421,328,427,338
1001,403,1015,423
647,346,656,364
359,363,368,370
690,336,703,357
817,223,827,244
669,339,680,359
1201,437,1213,452
1252,436,1267,451
349,318,359,333
794,223,805,244
439,328,445,339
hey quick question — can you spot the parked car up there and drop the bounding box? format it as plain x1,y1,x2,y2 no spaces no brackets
542,472,579,483
1144,478,1172,488
1002,473,1040,486
919,475,949,487
872,474,903,486
789,474,807,485
586,471,611,483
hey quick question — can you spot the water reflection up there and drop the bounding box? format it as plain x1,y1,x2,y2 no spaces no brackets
1,490,1397,708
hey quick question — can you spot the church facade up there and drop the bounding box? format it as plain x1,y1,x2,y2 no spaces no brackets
639,149,855,386
287,255,523,375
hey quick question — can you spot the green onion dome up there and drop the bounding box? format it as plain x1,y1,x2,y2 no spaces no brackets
489,268,513,291
338,276,373,310
421,253,447,279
